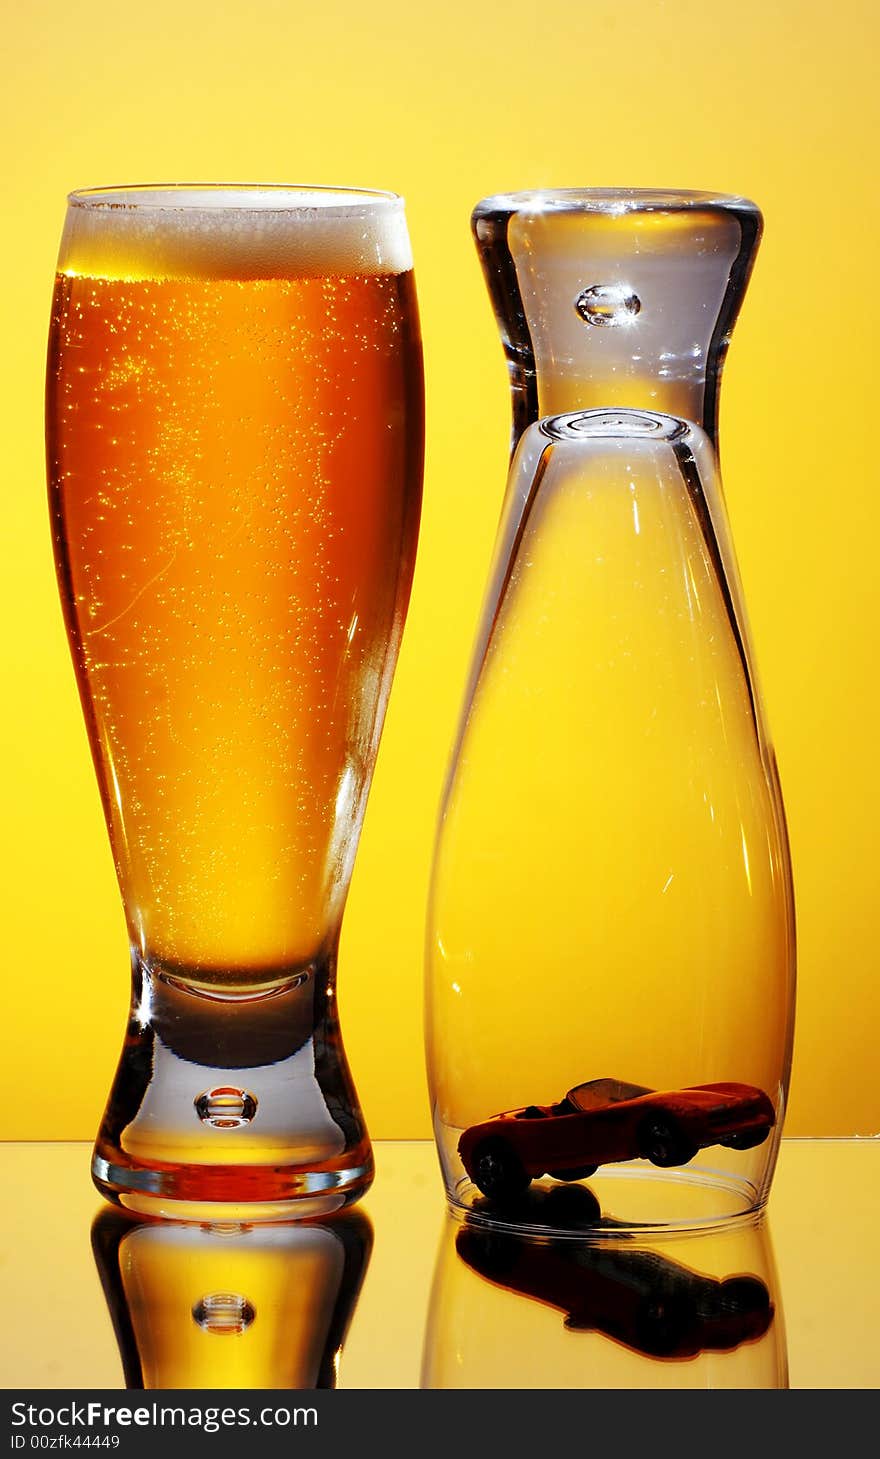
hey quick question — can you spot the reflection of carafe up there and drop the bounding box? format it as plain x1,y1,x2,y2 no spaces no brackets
92,1209,371,1389
425,192,795,1232
422,1208,788,1388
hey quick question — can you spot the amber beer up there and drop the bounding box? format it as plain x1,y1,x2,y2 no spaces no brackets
47,188,423,995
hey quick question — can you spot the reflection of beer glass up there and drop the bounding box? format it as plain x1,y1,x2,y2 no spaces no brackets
92,1209,372,1389
47,186,423,1217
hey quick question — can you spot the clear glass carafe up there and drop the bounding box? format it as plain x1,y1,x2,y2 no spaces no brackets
425,191,794,1233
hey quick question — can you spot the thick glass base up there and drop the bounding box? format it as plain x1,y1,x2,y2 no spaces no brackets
91,1155,373,1223
93,951,373,1221
448,1166,765,1241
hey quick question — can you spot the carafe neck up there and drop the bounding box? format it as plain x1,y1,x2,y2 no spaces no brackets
472,190,761,452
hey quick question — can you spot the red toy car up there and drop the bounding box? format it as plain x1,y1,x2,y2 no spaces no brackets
459,1078,775,1203
456,1222,774,1359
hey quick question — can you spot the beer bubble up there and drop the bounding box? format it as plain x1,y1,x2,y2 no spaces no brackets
192,1293,256,1335
575,283,641,327
195,1086,258,1128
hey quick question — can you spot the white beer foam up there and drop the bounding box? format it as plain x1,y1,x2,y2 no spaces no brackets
59,186,413,280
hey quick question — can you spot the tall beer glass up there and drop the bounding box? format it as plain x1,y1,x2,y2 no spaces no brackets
46,185,423,1218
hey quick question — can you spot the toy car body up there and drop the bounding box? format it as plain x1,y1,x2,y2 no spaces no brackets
456,1223,774,1359
459,1078,776,1202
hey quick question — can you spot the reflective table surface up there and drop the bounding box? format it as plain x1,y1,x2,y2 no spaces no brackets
2,1140,877,1389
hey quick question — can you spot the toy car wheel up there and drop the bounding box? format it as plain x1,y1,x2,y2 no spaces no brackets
544,1183,602,1227
547,1165,598,1181
638,1115,699,1168
720,1127,770,1151
470,1138,530,1203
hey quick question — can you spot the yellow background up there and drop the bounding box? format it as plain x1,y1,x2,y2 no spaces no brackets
1,0,877,1138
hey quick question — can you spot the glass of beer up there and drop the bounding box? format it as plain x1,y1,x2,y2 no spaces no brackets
46,185,424,1219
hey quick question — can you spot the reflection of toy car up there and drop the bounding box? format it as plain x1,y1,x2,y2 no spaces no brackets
456,1223,774,1359
459,1078,775,1203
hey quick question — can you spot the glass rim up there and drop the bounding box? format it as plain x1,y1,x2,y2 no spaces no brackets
473,187,760,217
67,183,406,214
